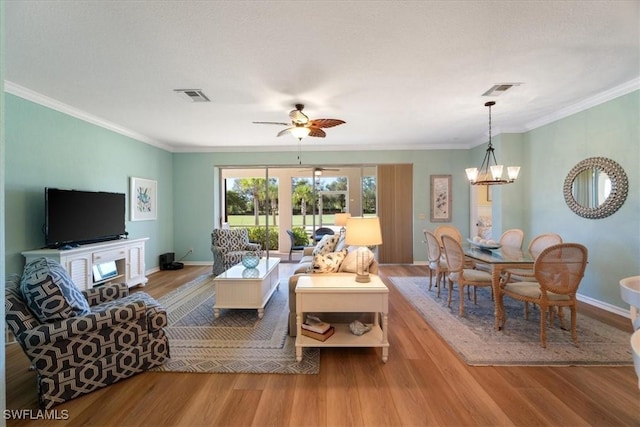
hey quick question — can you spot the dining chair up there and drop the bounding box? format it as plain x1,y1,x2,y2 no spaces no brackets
499,243,588,348
475,229,524,276
441,234,493,316
434,225,462,244
500,233,563,317
500,229,524,249
502,233,563,283
423,230,448,296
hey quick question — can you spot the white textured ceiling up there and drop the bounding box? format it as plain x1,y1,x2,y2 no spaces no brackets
5,1,640,152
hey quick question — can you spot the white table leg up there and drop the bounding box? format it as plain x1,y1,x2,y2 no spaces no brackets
295,312,303,362
214,307,220,318
258,308,264,319
382,312,389,363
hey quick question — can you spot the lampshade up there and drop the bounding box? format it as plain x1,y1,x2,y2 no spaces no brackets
335,212,352,227
345,217,382,246
291,126,310,141
466,101,520,185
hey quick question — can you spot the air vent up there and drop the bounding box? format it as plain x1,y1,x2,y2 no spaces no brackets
173,89,211,103
482,83,522,97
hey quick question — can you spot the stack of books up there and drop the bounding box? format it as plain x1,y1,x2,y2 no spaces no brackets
301,317,335,341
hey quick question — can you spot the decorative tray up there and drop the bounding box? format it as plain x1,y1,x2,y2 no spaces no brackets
466,238,502,250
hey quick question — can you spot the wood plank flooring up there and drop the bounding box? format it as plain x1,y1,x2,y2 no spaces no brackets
5,264,639,426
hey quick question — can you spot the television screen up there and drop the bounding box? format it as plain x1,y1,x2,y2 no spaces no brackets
45,188,126,247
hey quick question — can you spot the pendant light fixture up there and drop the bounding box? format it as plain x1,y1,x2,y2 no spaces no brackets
465,101,520,185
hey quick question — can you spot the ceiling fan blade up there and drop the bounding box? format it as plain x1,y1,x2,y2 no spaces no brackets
308,127,326,138
253,121,291,126
309,119,346,129
277,127,294,137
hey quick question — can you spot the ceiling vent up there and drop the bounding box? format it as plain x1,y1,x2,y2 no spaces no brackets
482,83,522,97
174,89,211,103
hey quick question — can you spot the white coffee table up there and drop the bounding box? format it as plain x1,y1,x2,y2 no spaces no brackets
213,257,280,319
295,274,389,362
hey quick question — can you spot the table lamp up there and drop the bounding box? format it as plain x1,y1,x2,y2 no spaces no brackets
345,217,382,282
334,212,351,234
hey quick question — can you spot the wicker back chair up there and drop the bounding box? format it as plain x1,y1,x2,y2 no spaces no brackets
529,233,563,258
441,234,493,316
500,229,524,249
434,225,462,245
499,243,588,348
502,233,563,283
423,230,448,295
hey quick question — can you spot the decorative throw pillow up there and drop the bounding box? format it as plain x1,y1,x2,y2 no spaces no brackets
311,249,348,273
312,234,341,256
339,246,375,273
334,233,347,252
20,257,91,323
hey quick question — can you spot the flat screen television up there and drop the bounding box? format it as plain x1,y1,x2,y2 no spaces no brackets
45,188,127,248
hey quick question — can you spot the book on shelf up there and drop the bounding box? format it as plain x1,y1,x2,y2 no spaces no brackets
301,326,335,342
302,315,331,334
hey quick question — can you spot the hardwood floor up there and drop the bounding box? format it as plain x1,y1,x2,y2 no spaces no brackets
6,264,639,426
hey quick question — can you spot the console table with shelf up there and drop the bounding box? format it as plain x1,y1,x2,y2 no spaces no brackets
22,237,148,291
295,274,389,363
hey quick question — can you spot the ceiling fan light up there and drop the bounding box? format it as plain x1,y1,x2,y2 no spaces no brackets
508,166,521,180
291,126,310,141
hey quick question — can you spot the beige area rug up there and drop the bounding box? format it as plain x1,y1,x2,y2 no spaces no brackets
389,277,633,366
151,274,319,374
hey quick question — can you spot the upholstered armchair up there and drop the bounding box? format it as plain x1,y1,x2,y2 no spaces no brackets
211,228,263,275
5,265,170,409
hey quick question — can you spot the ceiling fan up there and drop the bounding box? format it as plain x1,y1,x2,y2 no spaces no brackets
253,104,346,141
298,167,340,176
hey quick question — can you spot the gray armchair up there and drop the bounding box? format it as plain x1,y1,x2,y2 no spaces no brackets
5,274,169,409
211,228,263,275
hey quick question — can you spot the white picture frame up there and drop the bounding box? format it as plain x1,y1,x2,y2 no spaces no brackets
130,177,157,221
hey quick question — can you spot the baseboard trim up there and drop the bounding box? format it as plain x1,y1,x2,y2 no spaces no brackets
577,293,630,319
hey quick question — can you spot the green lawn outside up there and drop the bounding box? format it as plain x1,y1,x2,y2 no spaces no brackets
227,214,336,228
227,214,375,227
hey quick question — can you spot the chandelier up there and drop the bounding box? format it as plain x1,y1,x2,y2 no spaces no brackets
465,101,520,185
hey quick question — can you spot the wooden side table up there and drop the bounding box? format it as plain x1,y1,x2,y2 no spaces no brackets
295,274,389,362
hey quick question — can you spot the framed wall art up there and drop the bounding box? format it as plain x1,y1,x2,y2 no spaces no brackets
430,175,451,222
130,177,157,221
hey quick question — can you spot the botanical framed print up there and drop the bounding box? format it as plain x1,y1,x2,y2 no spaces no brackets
130,177,157,221
430,175,452,222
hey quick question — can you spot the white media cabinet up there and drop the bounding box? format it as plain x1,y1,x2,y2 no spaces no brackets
22,237,149,291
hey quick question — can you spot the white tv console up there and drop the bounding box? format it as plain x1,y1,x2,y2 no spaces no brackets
22,237,148,291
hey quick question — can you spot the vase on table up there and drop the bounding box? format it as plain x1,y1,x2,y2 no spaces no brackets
241,252,260,269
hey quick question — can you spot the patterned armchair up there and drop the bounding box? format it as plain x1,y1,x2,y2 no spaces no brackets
5,273,170,409
211,228,263,275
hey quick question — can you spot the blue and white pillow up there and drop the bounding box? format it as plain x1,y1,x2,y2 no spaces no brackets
312,234,341,256
311,249,348,273
20,257,91,323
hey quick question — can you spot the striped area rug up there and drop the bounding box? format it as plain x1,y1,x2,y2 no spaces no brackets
389,276,633,366
152,274,319,374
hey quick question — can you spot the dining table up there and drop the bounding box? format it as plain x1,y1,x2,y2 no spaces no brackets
464,245,534,330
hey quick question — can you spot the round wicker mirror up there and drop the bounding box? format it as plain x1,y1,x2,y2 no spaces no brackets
563,157,628,219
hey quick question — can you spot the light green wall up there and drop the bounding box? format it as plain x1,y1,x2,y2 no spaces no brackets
1,0,7,419
173,149,473,265
4,94,175,275
4,89,639,312
524,91,639,307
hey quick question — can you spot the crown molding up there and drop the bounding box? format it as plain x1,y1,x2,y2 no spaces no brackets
524,77,640,131
3,81,174,152
5,78,639,153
